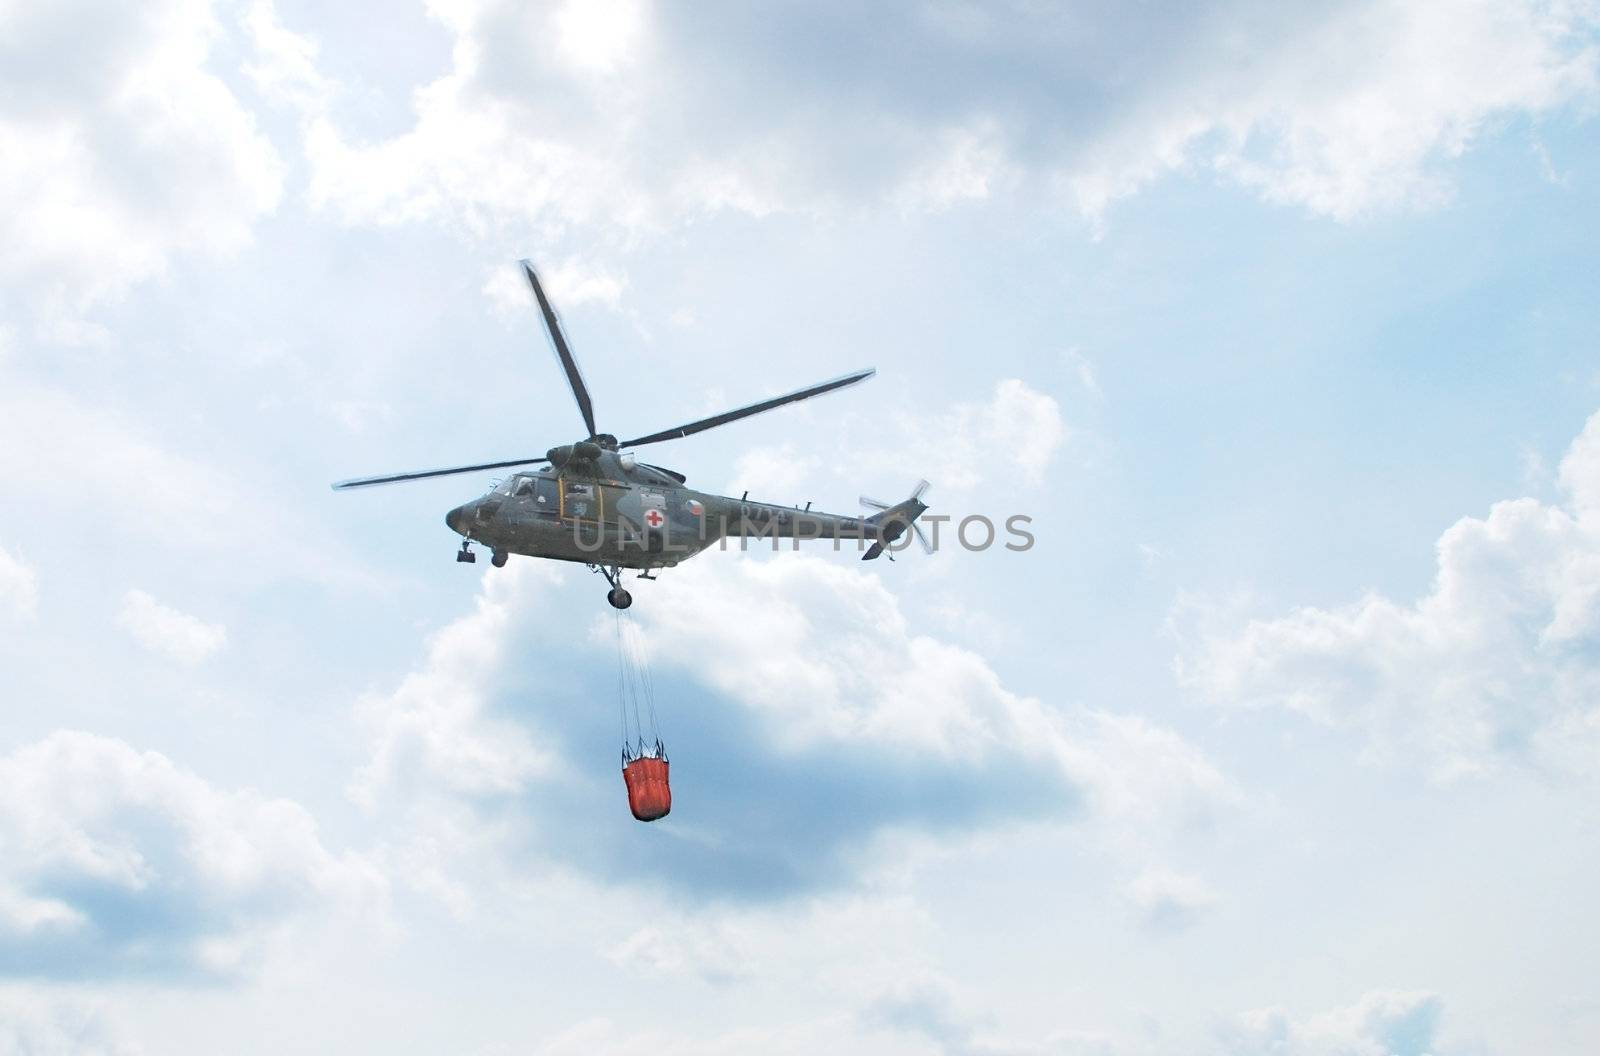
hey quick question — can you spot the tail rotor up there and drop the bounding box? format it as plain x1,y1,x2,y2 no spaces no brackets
860,479,933,560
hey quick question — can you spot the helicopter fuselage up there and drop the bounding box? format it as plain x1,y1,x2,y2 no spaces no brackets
445,449,907,570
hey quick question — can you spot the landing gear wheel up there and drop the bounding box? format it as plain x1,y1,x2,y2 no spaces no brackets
491,550,509,568
607,587,633,610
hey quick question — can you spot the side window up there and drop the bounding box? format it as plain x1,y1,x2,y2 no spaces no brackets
562,480,600,521
514,479,535,498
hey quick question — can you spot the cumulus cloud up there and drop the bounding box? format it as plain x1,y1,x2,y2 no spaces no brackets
350,566,560,808
600,890,939,1021
729,378,1067,506
242,0,334,113
0,989,139,1056
355,550,1231,902
279,0,1598,249
1126,868,1218,933
859,977,1047,1056
0,376,374,588
0,731,381,979
1178,409,1600,779
1068,1,1600,222
860,984,1450,1056
518,985,1451,1056
527,1016,840,1056
3,0,1586,333
606,923,752,985
116,590,227,664
938,378,1067,491
481,257,628,317
1221,990,1445,1056
727,445,823,501
0,0,284,327
0,544,38,623
0,381,234,545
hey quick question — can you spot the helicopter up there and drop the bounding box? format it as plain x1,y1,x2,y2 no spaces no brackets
333,261,933,609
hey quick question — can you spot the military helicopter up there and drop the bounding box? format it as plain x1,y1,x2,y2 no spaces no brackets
333,261,933,609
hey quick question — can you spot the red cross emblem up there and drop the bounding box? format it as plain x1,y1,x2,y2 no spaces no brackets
644,508,665,529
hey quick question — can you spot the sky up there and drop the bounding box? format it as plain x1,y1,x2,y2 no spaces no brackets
2,0,1600,1052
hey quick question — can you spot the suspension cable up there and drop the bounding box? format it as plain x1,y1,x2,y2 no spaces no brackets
614,610,647,757
614,609,629,758
617,616,652,740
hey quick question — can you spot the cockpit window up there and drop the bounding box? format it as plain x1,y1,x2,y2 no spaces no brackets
514,480,535,498
492,477,516,496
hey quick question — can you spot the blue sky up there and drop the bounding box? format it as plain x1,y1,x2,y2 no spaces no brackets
3,1,1600,1052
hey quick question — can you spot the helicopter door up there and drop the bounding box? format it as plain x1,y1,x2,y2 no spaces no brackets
533,475,559,516
599,481,633,525
559,479,602,523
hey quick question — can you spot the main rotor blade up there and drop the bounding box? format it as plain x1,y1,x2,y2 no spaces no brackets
619,368,875,448
332,456,549,490
521,259,597,439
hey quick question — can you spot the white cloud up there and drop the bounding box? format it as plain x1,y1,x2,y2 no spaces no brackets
1211,2,1598,220
0,544,38,623
1070,1,1600,222
0,0,1566,331
525,898,953,1054
1065,349,1105,403
521,982,1452,1056
117,589,227,665
606,923,752,985
635,557,1202,803
1126,869,1217,933
482,257,628,318
0,375,374,588
733,378,1068,506
860,977,995,1053
865,983,1451,1056
0,989,140,1056
0,380,232,544
527,1017,837,1056
1177,409,1600,779
856,378,1068,499
280,0,1598,252
1222,990,1444,1056
602,890,939,1007
297,0,671,238
971,378,1067,486
327,397,394,435
551,0,648,77
891,119,1016,213
638,556,1043,754
726,445,823,502
355,551,1233,901
242,0,334,112
350,562,563,809
0,0,284,325
0,730,382,978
